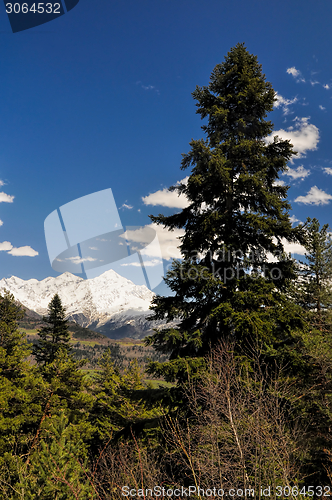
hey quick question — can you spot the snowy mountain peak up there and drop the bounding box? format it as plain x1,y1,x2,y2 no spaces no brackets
0,270,156,338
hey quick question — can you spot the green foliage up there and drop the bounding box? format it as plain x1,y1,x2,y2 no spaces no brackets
41,350,94,430
295,217,332,331
32,296,94,439
0,292,45,464
282,218,332,482
0,290,30,379
34,294,72,366
13,411,96,499
0,296,95,493
91,350,162,441
287,326,332,483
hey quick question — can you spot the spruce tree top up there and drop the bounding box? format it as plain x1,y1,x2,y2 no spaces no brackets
194,42,275,145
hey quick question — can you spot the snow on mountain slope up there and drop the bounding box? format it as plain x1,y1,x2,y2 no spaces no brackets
0,270,157,338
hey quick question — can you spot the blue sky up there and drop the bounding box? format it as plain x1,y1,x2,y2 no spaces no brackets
1,0,332,292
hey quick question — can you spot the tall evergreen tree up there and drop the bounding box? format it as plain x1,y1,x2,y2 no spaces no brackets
146,44,303,381
34,294,72,366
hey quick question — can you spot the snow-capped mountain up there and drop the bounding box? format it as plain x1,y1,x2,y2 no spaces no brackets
0,270,161,339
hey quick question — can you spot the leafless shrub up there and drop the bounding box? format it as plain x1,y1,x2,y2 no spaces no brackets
162,340,307,497
92,431,171,500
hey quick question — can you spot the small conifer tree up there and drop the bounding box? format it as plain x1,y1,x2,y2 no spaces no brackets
34,294,72,366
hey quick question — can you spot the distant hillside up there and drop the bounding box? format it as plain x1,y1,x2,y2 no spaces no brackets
18,304,168,372
18,303,107,341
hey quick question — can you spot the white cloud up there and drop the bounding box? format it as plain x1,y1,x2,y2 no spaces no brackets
124,223,184,260
119,203,133,210
121,258,163,268
89,246,98,250
319,105,326,111
121,227,155,246
0,183,38,256
274,92,297,115
295,186,332,205
324,84,330,89
142,177,189,208
66,256,97,264
0,192,14,203
267,238,306,262
289,215,301,225
283,165,310,180
0,241,13,251
119,223,183,260
0,239,38,256
287,67,305,83
268,117,319,158
269,236,306,259
282,240,306,256
310,80,320,86
287,67,300,78
323,167,332,175
8,246,38,257
273,179,286,186
147,223,184,260
136,81,160,94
